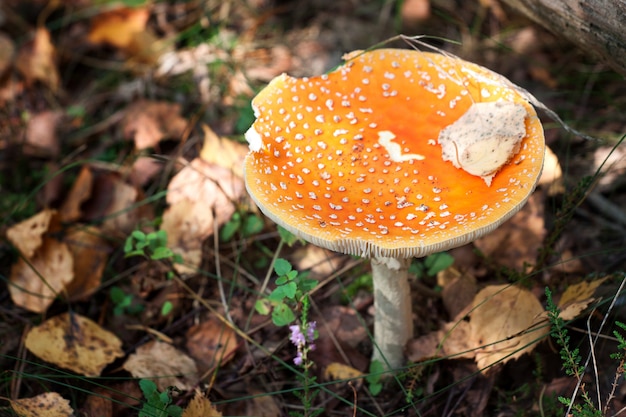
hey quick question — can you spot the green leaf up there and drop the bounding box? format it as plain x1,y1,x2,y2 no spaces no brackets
424,252,454,276
282,281,297,299
110,286,126,304
139,379,157,397
278,226,299,246
220,214,241,242
268,286,286,301
254,299,271,315
272,302,295,326
152,247,174,260
161,301,173,316
242,214,264,236
369,381,382,396
274,258,292,277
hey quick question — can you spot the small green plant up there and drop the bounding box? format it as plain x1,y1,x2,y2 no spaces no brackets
124,229,182,263
410,251,454,279
366,360,384,396
110,286,144,316
255,258,318,326
220,211,264,242
138,379,182,417
545,288,601,417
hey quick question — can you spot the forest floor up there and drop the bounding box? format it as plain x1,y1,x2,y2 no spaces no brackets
1,0,626,416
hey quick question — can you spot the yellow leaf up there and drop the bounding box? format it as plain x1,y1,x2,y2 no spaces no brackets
25,313,124,377
323,362,363,381
558,277,609,321
11,392,74,417
182,391,222,417
470,285,549,372
6,209,57,258
9,237,74,313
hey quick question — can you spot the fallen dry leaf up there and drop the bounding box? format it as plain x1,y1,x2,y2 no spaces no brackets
88,6,169,65
25,312,124,376
15,27,60,91
64,225,110,301
323,362,364,381
407,285,549,372
557,276,609,320
129,156,164,187
0,32,14,76
161,157,244,273
186,317,239,373
11,392,74,417
123,340,198,391
122,100,187,150
182,391,222,417
88,6,149,50
79,168,149,236
9,237,74,313
82,381,142,417
199,124,248,178
244,391,281,417
24,110,62,157
474,193,545,271
6,209,56,258
469,285,548,371
59,165,94,222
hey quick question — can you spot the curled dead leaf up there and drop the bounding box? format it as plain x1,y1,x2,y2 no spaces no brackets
25,312,124,376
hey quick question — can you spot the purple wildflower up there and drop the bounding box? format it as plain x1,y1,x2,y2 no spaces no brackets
289,324,305,347
306,321,316,344
294,350,304,366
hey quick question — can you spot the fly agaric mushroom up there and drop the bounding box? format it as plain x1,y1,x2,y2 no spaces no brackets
244,49,545,370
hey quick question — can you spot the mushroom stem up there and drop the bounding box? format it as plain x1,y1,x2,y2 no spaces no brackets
371,256,413,370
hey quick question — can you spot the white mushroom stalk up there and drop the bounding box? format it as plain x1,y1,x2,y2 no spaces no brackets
243,49,545,370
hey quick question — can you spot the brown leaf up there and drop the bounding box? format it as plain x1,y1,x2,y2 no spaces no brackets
88,6,149,50
123,340,198,391
162,158,244,273
407,285,549,371
122,100,187,150
9,237,74,313
473,193,545,271
0,32,14,76
25,312,124,376
80,169,148,236
24,110,62,157
199,124,248,178
244,391,282,417
6,209,56,258
557,277,609,321
64,226,111,301
59,165,94,223
15,28,60,91
11,392,74,417
323,362,364,381
186,317,238,372
182,391,222,417
469,285,548,371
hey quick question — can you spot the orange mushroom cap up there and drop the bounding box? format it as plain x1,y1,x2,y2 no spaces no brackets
244,49,545,258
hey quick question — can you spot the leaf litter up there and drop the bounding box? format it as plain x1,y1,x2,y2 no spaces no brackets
1,0,625,415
